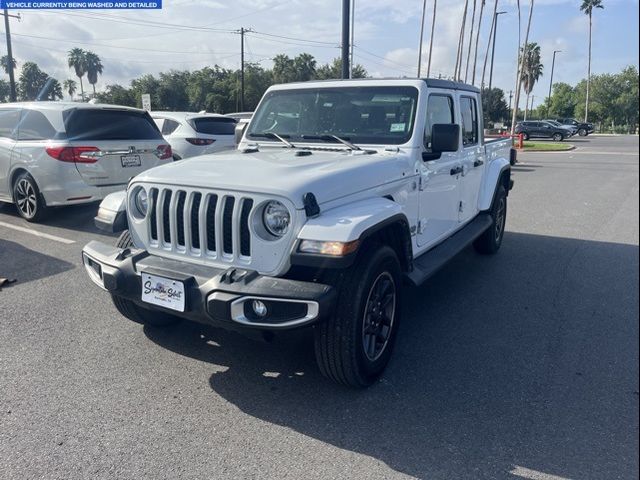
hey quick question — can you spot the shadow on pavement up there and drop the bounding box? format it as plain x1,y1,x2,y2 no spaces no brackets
0,239,75,286
144,232,639,479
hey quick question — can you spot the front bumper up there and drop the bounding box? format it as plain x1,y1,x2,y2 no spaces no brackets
82,241,335,330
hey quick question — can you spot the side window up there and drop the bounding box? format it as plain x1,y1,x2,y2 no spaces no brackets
17,109,57,141
424,94,454,151
162,119,180,135
0,109,20,140
460,96,478,146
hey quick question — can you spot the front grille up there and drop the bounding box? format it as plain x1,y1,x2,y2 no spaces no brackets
147,187,254,261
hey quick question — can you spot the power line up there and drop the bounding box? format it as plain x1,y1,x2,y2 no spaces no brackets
249,30,336,46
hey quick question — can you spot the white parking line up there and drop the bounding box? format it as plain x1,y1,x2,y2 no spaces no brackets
0,221,76,245
510,465,572,480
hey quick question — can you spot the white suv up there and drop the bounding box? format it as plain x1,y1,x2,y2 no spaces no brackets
152,112,237,160
0,102,172,222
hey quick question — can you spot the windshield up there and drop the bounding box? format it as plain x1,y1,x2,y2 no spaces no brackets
247,86,419,145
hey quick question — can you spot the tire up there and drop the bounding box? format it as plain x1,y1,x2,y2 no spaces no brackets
12,172,47,222
314,243,402,388
110,230,181,328
474,185,507,255
521,132,530,141
578,128,587,137
552,133,564,142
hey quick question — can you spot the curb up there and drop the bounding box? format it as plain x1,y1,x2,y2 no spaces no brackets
518,144,576,153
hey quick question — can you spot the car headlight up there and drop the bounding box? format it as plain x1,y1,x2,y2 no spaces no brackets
262,201,290,237
133,187,148,218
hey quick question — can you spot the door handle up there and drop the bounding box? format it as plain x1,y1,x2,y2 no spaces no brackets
450,166,463,176
473,159,484,167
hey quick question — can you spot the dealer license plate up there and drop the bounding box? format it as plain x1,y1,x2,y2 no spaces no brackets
121,154,141,168
141,273,185,312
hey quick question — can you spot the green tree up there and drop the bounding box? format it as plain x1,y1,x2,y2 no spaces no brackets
48,79,63,101
0,79,10,102
67,48,87,100
272,54,296,83
0,55,16,76
293,53,317,82
315,58,367,80
615,66,639,133
95,84,136,106
17,62,49,100
157,70,191,111
547,82,576,118
63,79,77,100
85,51,103,96
580,0,604,122
520,42,543,120
482,87,509,123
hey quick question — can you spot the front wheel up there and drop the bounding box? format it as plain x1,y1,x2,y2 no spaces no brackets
578,128,588,136
474,185,507,255
110,231,180,328
314,244,402,388
521,132,530,141
552,133,564,142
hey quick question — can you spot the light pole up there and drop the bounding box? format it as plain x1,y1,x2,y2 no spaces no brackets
488,10,507,90
417,0,427,77
546,49,561,117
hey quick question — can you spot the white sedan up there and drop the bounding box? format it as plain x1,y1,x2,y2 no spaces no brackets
152,112,237,160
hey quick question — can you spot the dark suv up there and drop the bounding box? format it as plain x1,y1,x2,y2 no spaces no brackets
514,121,568,141
555,118,594,137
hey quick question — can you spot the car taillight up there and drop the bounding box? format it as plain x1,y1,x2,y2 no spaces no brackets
46,146,100,163
156,144,172,159
185,138,215,146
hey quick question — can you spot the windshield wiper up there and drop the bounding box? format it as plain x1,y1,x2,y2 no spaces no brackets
301,134,362,151
252,132,295,148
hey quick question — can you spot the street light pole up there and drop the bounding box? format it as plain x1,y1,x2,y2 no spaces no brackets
417,0,427,77
546,49,561,116
488,10,507,91
341,0,350,79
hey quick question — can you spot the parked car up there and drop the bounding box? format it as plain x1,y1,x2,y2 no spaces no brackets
544,119,577,136
152,112,237,160
0,102,172,222
83,78,514,387
514,120,568,141
555,118,594,136
225,111,253,145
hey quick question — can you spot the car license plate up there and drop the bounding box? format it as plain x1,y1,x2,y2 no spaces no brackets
141,273,185,312
121,154,141,168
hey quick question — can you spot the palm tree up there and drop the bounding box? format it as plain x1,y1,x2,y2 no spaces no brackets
580,0,604,122
67,48,87,100
471,0,486,84
63,79,77,100
520,42,544,119
85,51,104,96
0,55,16,75
464,0,477,82
426,0,437,77
510,0,535,134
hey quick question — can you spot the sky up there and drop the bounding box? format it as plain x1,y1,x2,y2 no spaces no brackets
4,0,639,108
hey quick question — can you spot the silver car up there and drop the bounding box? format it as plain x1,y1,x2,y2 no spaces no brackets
0,102,172,221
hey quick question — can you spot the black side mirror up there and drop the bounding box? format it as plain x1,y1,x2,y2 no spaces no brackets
431,124,460,153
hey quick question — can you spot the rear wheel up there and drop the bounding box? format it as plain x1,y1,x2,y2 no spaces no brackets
314,243,402,388
578,128,588,136
521,132,530,141
552,133,564,142
13,172,47,222
474,185,507,255
110,230,180,327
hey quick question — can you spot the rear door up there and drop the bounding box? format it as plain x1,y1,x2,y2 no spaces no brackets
457,94,484,223
0,108,20,198
64,107,168,187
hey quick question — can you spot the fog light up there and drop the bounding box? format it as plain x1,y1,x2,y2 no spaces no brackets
252,300,268,318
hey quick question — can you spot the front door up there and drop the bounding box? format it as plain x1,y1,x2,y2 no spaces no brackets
417,92,461,248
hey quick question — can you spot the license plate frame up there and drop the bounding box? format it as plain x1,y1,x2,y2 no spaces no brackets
121,154,141,168
141,272,186,312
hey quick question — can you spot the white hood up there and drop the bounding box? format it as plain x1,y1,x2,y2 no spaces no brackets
133,148,413,209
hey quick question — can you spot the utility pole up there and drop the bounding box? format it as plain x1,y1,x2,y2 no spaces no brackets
349,0,355,78
508,90,513,124
240,27,245,111
546,49,561,117
488,11,506,90
417,0,427,77
2,8,19,102
341,0,350,79
530,94,535,118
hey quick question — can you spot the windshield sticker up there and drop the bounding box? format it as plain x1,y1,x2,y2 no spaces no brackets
390,123,405,132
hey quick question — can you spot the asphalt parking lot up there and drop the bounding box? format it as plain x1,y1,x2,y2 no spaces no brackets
1,135,638,480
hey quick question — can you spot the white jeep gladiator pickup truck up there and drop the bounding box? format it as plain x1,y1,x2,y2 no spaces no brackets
82,78,515,387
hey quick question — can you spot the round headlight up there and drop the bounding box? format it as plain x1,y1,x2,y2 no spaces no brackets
134,188,148,217
262,201,290,237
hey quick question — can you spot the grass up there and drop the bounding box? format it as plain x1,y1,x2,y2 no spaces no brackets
521,141,575,151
